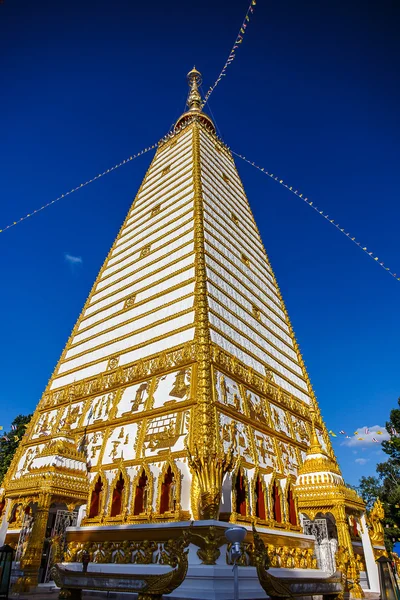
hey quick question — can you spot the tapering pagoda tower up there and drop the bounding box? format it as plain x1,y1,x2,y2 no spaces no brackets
1,69,377,596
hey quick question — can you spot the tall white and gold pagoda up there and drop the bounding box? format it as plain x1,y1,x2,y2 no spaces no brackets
0,69,384,597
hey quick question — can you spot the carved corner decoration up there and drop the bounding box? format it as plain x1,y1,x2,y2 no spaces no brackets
186,436,236,520
51,531,190,600
252,524,343,600
189,525,226,565
368,498,385,546
252,523,294,598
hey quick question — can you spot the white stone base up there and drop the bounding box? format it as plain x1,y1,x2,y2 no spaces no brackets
62,562,331,600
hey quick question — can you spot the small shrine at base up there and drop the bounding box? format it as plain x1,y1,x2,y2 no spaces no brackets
0,68,386,598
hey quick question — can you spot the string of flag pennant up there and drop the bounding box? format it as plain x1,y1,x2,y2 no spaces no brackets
0,424,28,443
327,427,386,443
232,151,400,283
0,144,158,235
202,0,257,108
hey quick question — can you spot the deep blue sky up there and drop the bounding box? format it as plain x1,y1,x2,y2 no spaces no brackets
1,0,399,484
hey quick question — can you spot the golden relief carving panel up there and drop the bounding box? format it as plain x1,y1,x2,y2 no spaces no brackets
214,371,243,412
277,441,299,477
38,342,196,411
291,415,310,444
219,413,253,464
102,423,139,463
31,409,58,439
243,388,270,428
253,430,280,472
270,403,292,438
77,430,105,468
141,411,189,458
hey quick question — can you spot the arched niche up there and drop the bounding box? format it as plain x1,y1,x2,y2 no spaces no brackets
131,464,153,517
156,461,181,516
284,478,298,526
87,471,107,520
108,466,129,519
232,463,249,519
252,470,267,521
269,476,283,524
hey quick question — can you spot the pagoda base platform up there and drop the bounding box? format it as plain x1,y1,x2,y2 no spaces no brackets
60,520,336,600
59,562,333,600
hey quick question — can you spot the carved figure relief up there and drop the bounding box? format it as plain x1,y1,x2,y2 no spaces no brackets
253,430,279,471
270,404,291,437
83,392,116,425
103,424,138,462
244,389,270,426
32,410,58,438
220,414,252,462
76,431,104,468
60,402,83,429
291,416,309,444
151,368,191,410
278,442,298,476
215,371,242,412
142,411,188,457
115,381,150,417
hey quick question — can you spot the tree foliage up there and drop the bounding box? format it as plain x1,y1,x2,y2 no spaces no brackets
357,398,400,551
0,414,32,484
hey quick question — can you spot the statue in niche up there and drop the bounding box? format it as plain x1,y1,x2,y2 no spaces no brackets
169,474,176,512
255,476,266,520
131,382,148,412
88,476,103,518
169,370,190,399
235,469,247,516
160,467,176,514
110,473,125,517
133,470,149,515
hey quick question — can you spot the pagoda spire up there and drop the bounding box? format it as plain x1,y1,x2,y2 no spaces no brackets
186,66,202,113
174,67,215,133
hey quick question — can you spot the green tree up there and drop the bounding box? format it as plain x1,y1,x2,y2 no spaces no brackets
0,414,32,484
357,398,400,551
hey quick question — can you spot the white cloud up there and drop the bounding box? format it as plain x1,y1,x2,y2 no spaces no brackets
342,425,389,448
65,253,83,265
355,458,369,465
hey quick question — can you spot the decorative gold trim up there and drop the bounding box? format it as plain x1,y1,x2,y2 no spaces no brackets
59,310,194,375
192,122,218,454
86,243,195,312
70,292,194,351
79,271,195,326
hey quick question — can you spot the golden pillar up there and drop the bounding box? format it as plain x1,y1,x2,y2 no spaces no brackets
334,504,364,599
20,492,52,588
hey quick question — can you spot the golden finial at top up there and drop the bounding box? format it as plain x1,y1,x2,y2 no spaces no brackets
186,66,203,113
174,67,215,133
